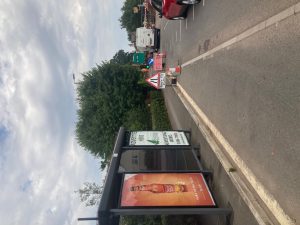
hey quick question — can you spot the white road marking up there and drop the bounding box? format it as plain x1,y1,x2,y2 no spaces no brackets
180,20,182,41
203,0,205,6
176,31,178,42
174,83,296,225
186,18,188,30
163,20,169,30
193,5,195,20
182,2,300,68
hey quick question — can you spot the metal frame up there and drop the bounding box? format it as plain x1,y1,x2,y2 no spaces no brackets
85,127,233,225
123,130,192,149
118,170,213,175
110,208,232,216
118,171,216,209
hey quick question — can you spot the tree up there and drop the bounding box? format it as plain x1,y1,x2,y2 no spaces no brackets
76,182,102,207
119,0,142,38
110,50,133,65
76,62,146,167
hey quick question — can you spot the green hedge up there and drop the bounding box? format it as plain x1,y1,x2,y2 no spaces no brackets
123,90,171,131
150,91,171,130
121,215,163,225
123,106,151,131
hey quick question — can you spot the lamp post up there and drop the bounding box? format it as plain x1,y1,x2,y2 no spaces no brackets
78,217,98,221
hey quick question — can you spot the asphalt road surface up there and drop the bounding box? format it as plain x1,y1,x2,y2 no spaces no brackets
159,1,300,224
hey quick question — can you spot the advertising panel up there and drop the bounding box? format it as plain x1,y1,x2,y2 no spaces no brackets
120,173,215,207
129,131,189,146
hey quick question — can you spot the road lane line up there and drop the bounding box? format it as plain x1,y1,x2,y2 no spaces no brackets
186,18,188,30
182,2,300,68
203,0,205,6
176,31,178,42
180,20,182,41
163,20,169,30
173,83,295,225
193,5,195,20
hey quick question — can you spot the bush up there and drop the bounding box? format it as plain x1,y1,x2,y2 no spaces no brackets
150,91,171,130
124,106,151,131
121,215,163,225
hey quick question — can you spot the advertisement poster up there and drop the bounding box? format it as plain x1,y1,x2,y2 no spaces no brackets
120,173,215,207
129,131,189,146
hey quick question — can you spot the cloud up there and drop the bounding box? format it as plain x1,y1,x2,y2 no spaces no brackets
20,179,33,192
0,0,130,224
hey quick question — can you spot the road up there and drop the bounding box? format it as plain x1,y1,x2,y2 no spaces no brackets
158,1,300,224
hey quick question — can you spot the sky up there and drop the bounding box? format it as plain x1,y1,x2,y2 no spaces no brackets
0,0,131,225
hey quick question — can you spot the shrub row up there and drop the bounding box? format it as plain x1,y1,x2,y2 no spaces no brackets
149,91,171,130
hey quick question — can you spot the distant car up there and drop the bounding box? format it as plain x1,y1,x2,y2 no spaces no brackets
150,0,201,20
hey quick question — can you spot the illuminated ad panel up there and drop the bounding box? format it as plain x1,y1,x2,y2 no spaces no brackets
120,173,215,207
129,131,189,146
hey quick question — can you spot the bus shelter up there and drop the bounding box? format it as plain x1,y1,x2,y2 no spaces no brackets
79,127,232,225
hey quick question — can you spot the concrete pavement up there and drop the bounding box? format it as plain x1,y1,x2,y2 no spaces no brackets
157,1,300,224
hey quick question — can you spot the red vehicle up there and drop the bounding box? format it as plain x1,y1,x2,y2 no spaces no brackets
150,0,200,20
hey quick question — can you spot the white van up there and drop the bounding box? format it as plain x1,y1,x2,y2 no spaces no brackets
136,27,160,52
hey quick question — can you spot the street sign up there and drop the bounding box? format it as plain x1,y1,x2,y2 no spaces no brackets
146,73,166,89
133,52,146,64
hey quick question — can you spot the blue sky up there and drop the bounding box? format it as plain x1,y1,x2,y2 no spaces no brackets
0,0,131,224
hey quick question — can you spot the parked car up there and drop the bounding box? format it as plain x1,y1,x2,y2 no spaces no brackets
150,0,200,20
